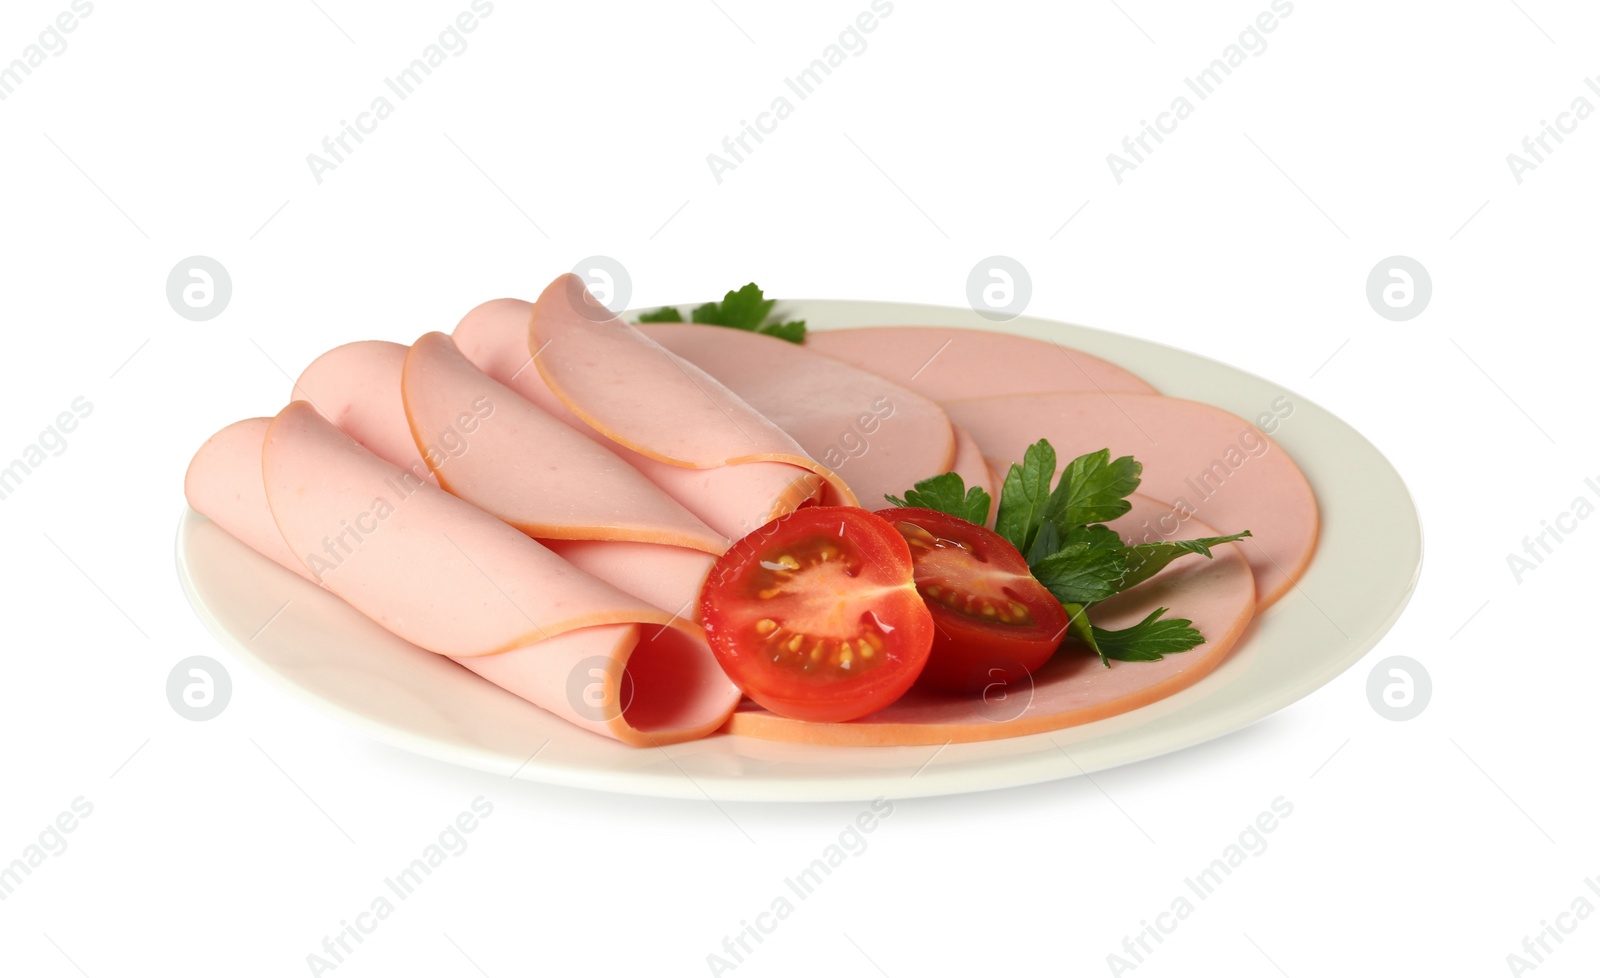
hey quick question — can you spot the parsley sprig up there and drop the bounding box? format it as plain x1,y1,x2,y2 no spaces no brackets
887,440,1250,666
638,283,805,343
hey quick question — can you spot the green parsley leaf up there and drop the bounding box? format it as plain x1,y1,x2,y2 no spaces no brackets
693,283,775,330
637,306,684,322
1060,523,1126,554
1030,546,1128,605
758,318,807,344
1091,608,1205,662
994,439,1057,555
1025,520,1062,565
1061,602,1102,660
1028,524,1132,605
884,472,993,526
1042,448,1142,531
643,283,806,342
1117,531,1254,592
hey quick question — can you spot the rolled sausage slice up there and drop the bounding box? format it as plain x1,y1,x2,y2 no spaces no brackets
293,341,436,489
184,417,315,583
455,297,825,540
401,331,727,555
526,275,858,536
294,335,722,618
543,539,715,624
638,322,955,513
263,401,685,647
259,401,738,745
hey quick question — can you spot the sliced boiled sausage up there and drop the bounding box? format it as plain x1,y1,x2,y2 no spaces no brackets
805,325,1157,402
401,331,727,555
640,322,955,512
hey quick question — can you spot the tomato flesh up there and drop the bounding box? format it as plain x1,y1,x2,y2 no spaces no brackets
700,507,934,722
874,507,1069,694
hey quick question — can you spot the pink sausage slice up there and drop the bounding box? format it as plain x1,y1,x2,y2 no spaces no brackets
945,392,1318,608
639,322,955,512
294,332,725,617
454,295,830,540
261,402,738,745
187,407,735,744
805,326,1157,402
294,341,436,488
530,276,835,473
263,401,690,651
401,332,727,555
544,539,715,623
947,423,997,526
184,418,315,582
455,619,737,746
527,277,860,528
726,496,1255,746
451,299,553,408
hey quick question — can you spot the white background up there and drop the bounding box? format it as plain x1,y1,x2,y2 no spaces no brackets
2,0,1596,975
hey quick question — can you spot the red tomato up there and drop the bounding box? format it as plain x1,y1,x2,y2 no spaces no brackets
700,507,934,723
873,507,1069,694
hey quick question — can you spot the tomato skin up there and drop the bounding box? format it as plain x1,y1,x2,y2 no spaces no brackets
873,507,1069,694
700,507,934,723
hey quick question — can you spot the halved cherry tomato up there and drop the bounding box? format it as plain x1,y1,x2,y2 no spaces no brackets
700,507,934,723
873,507,1069,694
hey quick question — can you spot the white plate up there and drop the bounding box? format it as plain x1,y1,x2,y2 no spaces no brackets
175,299,1421,802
